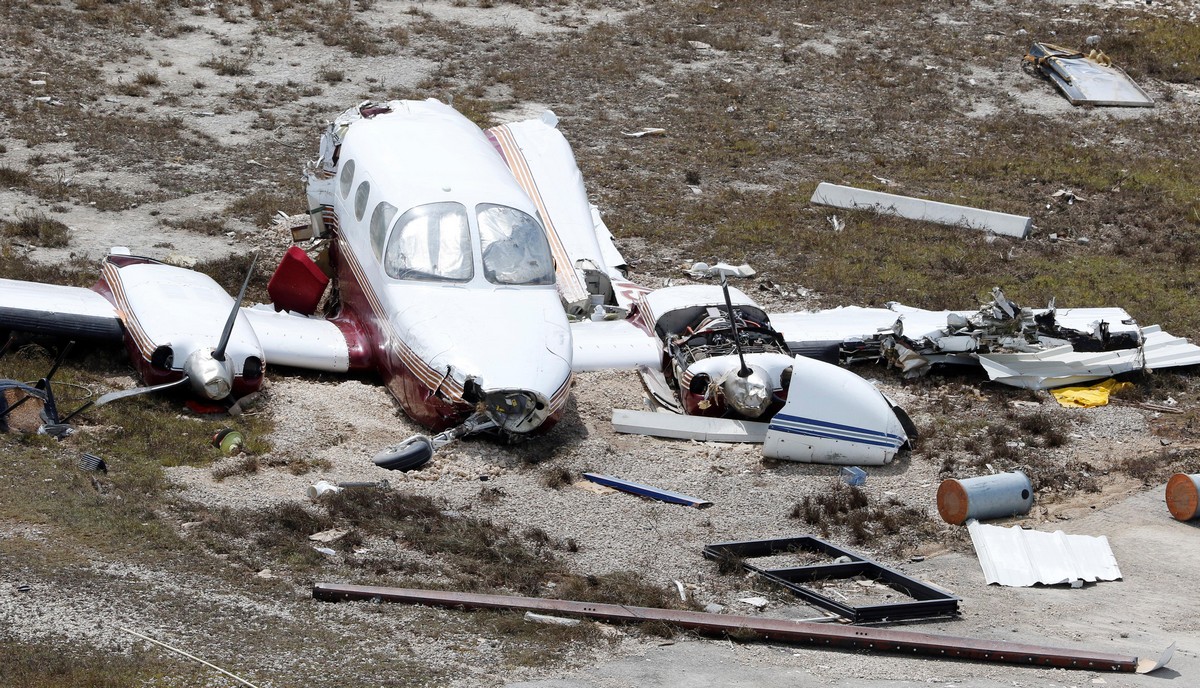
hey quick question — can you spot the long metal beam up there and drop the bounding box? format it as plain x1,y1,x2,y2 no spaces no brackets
312,583,1140,673
581,472,713,509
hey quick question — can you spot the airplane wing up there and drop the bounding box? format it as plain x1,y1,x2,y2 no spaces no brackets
569,318,661,372
487,115,645,311
0,278,356,374
0,278,124,341
240,305,353,372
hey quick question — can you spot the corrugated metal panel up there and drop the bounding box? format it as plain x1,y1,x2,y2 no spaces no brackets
967,521,1122,587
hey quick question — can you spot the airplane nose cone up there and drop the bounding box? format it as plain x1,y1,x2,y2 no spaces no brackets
184,349,233,400
722,365,773,418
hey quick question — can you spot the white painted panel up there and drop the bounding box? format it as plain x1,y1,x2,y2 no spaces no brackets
811,182,1032,238
612,409,769,443
570,318,662,372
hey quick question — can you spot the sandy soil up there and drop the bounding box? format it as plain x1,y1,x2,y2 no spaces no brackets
2,1,1199,686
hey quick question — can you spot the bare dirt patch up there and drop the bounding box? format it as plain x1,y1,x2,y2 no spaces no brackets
3,1,1200,687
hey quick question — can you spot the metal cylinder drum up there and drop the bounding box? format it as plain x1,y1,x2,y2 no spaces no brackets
1166,473,1200,521
937,470,1034,525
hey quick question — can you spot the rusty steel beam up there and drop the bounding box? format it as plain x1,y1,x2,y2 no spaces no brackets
313,583,1140,673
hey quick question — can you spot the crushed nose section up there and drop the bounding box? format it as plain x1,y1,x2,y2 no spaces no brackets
480,389,551,435
763,357,911,466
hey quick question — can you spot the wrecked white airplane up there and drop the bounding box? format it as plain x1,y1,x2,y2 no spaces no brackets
0,99,918,468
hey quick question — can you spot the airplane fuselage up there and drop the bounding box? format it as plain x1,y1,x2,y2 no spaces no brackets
310,100,574,436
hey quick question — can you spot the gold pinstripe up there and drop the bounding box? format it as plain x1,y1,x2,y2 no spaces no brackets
487,125,587,303
101,262,156,361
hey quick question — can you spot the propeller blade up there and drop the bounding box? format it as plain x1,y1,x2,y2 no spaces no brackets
213,253,258,362
59,377,189,424
719,274,752,378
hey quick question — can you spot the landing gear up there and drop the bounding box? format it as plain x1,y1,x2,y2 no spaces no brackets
372,413,498,471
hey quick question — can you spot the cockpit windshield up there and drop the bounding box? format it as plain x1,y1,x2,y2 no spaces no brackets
384,202,473,282
477,204,555,286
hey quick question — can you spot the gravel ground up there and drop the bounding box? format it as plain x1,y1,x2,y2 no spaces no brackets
3,0,1200,686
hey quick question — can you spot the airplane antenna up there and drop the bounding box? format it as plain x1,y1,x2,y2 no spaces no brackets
718,272,752,378
213,253,258,362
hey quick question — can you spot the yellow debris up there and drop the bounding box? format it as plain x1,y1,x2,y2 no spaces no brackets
1050,379,1133,408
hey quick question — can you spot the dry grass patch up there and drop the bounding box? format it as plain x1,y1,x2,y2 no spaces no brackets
2,213,69,248
790,480,940,554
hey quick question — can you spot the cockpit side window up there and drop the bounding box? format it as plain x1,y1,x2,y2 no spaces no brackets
368,201,397,260
354,181,371,221
338,159,356,198
477,204,555,286
384,202,473,282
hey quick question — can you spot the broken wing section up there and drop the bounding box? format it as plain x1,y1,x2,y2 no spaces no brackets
0,278,123,341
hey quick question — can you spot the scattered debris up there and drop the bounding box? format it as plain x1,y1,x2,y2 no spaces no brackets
673,579,687,602
621,127,666,138
312,546,337,556
967,521,1121,587
582,472,713,509
308,528,349,544
1051,188,1085,204
937,471,1034,525
313,583,1164,673
523,611,581,627
1023,42,1153,107
840,466,867,486
1050,379,1133,408
737,596,769,609
684,261,755,278
771,287,1200,390
810,182,1032,238
211,428,244,454
1166,473,1200,521
119,626,262,688
703,536,960,623
78,452,107,472
307,480,341,500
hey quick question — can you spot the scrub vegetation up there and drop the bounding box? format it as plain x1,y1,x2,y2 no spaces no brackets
3,0,1200,684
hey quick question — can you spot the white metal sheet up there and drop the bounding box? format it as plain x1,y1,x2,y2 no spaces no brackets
967,521,1121,587
612,408,769,443
242,305,350,372
811,182,1032,238
768,306,900,344
0,277,122,340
